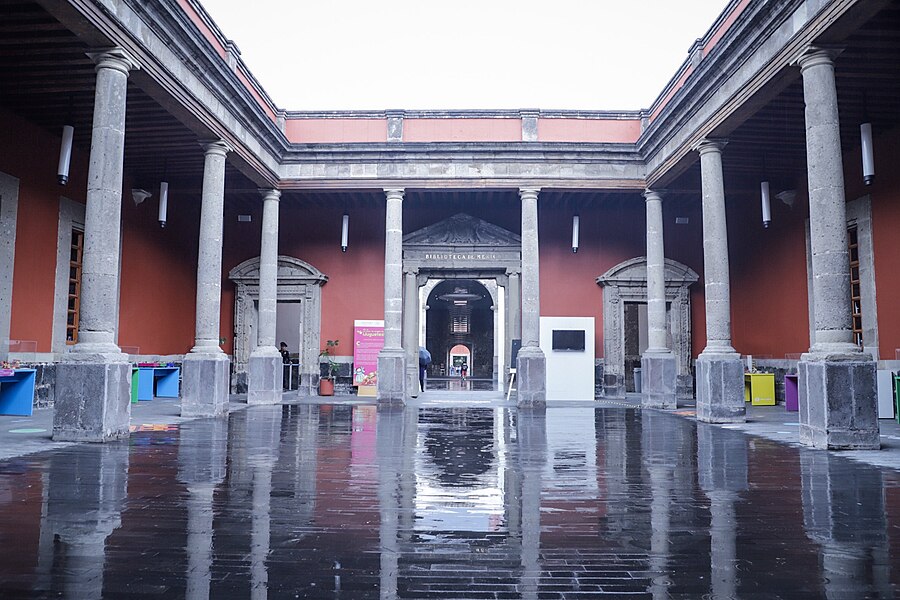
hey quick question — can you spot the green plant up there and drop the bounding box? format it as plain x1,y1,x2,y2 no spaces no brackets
319,339,340,379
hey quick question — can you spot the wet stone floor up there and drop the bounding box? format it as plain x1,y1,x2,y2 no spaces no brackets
0,404,898,599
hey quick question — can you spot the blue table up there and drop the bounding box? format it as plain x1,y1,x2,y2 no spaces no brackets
0,368,36,416
135,367,180,401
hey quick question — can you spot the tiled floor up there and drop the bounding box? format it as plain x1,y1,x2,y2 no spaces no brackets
0,400,898,598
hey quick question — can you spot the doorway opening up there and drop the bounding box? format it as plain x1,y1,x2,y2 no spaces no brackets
425,279,494,390
622,301,673,393
276,301,301,390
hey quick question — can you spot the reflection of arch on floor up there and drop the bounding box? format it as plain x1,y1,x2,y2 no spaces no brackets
228,255,328,394
425,279,494,380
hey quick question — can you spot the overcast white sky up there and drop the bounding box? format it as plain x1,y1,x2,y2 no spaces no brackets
200,0,729,112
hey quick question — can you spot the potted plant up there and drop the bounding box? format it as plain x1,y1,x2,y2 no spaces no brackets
318,339,340,396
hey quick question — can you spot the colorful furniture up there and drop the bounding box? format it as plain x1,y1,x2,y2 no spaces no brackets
744,373,775,406
0,368,36,416
894,375,900,424
131,367,139,404
784,374,799,412
135,366,180,401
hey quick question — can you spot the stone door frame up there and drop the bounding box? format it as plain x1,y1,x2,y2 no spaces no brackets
229,255,327,395
597,257,698,398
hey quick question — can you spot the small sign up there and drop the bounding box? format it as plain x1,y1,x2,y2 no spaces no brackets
353,320,384,387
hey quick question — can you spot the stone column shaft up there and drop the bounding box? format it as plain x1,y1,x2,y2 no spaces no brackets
644,191,668,353
192,141,230,353
182,141,232,418
695,140,744,423
795,48,878,450
403,270,419,397
248,189,282,405
73,49,138,355
377,189,406,403
508,272,521,342
54,48,138,443
516,188,546,406
641,190,676,409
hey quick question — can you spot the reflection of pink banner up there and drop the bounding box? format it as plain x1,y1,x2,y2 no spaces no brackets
353,320,384,386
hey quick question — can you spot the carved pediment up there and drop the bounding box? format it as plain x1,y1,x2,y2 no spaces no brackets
596,257,698,287
404,213,521,248
229,255,328,285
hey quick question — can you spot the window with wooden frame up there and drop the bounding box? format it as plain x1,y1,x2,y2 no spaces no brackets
66,228,84,344
848,225,862,347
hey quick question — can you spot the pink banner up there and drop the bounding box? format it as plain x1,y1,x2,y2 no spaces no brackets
353,320,384,386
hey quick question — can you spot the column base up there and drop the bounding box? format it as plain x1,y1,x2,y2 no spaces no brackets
798,352,879,450
516,346,546,407
377,348,406,405
181,352,230,417
696,352,745,423
602,373,625,399
248,353,281,405
641,352,676,409
53,359,131,442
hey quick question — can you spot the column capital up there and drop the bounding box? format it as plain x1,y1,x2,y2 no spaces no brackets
259,188,281,202
643,189,664,203
403,267,418,277
792,46,843,72
86,47,140,75
519,187,540,200
384,188,404,200
694,139,728,155
201,140,232,156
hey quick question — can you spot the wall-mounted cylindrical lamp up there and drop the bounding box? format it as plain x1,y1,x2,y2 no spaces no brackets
57,125,74,185
158,181,169,228
760,181,771,228
571,214,580,253
341,213,349,252
860,120,874,185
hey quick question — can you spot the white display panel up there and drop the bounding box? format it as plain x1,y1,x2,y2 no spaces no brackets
539,316,595,401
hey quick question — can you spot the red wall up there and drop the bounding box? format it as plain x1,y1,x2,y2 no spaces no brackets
2,107,198,354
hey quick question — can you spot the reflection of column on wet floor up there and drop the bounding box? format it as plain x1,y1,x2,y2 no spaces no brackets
42,443,129,600
178,419,228,600
293,405,320,521
398,407,418,542
641,412,673,600
500,408,521,545
697,423,747,600
801,450,890,598
517,409,546,600
376,406,408,600
245,406,282,600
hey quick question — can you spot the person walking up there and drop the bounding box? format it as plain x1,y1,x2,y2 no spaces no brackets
418,346,432,393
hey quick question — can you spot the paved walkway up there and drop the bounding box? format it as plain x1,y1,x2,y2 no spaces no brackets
0,397,897,598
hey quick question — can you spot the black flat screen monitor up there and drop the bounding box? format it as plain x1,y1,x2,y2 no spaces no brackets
552,329,585,351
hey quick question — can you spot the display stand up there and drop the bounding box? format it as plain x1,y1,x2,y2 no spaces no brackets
135,366,181,401
894,375,900,425
0,368,36,416
744,373,775,406
784,374,799,412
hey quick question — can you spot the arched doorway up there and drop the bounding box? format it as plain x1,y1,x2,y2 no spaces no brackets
426,279,494,387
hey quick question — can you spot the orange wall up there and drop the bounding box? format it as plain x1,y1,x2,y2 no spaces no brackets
403,118,521,142
538,119,641,143
2,108,88,352
2,107,198,355
284,119,388,144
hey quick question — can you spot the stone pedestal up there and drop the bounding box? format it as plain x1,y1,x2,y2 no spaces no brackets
602,373,625,399
798,353,879,449
377,348,406,405
181,353,230,417
53,359,131,442
640,352,676,409
247,353,281,405
696,352,745,423
517,346,546,407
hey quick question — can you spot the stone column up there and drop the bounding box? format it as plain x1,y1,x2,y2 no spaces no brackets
795,48,878,449
377,189,406,403
694,140,745,423
641,190,677,409
54,47,138,443
403,269,419,397
506,271,521,371
517,188,546,406
182,140,232,418
248,189,282,405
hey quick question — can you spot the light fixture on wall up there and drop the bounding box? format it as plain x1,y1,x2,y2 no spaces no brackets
860,92,874,185
57,124,74,185
760,181,771,228
158,181,169,228
341,213,349,252
571,214,580,253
